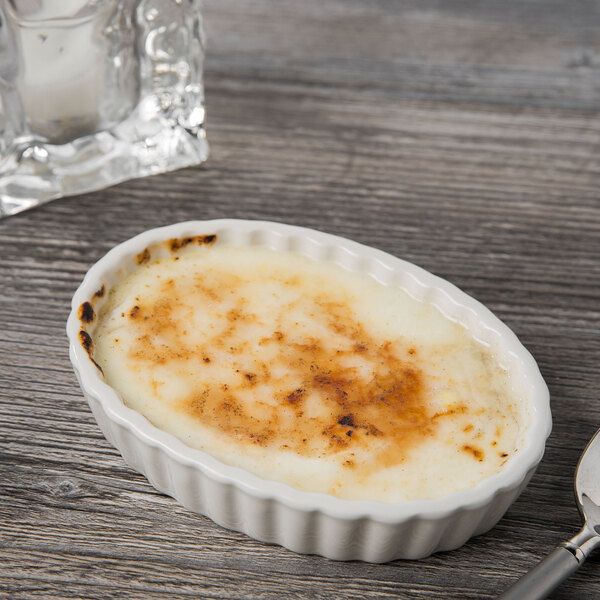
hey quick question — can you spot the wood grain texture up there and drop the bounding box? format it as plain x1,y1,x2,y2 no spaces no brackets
1,0,600,598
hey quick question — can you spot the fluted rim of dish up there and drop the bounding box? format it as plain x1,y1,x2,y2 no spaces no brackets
67,219,552,524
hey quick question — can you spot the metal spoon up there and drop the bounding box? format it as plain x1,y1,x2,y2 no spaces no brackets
499,428,600,599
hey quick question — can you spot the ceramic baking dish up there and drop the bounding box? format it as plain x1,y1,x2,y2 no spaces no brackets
67,219,551,562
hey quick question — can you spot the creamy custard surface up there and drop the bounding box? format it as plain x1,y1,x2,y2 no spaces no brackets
92,242,526,502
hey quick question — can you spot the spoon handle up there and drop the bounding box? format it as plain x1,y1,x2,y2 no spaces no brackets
497,546,580,600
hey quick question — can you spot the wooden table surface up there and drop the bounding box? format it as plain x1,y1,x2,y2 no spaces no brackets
2,0,600,598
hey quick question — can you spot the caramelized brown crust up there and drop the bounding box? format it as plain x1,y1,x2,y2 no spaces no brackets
136,248,151,265
79,302,95,323
124,271,437,469
79,329,104,373
168,235,217,252
79,329,94,354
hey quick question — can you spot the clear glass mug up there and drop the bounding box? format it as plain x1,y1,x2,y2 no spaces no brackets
0,0,208,218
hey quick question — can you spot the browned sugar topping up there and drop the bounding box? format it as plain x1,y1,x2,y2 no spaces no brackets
132,235,219,267
79,329,103,373
168,235,217,252
79,329,93,354
462,444,485,462
136,248,151,265
123,269,438,469
79,301,95,323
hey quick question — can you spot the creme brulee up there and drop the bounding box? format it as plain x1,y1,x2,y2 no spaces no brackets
91,241,525,502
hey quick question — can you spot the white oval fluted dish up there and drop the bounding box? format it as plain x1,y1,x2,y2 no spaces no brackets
67,219,551,562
